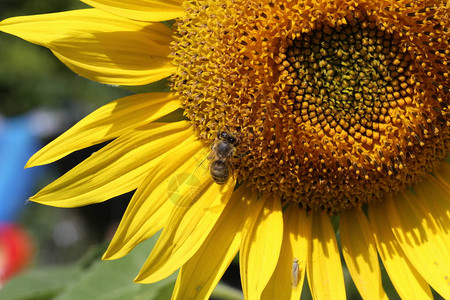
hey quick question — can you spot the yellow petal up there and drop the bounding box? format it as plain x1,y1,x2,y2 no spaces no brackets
240,195,284,300
27,92,180,167
340,208,387,300
0,9,175,85
171,185,254,300
135,178,235,283
386,191,450,299
368,201,433,300
307,211,346,300
262,206,311,300
30,121,191,207
414,174,450,253
103,136,206,260
80,0,184,21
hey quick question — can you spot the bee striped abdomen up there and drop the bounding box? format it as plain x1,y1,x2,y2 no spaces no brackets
210,159,229,184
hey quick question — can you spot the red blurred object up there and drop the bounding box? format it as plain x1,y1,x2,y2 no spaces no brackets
0,223,34,284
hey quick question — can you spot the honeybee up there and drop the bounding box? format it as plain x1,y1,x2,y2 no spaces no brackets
208,129,240,185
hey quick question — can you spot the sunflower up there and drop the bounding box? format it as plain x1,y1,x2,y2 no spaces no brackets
1,0,450,299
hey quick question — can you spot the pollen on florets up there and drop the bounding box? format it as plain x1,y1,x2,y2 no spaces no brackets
171,0,450,213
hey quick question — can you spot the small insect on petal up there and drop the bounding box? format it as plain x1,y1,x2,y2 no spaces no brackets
291,258,300,288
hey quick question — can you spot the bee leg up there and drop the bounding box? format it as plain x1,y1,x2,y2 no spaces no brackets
235,150,250,158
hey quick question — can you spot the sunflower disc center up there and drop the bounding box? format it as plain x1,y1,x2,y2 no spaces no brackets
280,21,413,150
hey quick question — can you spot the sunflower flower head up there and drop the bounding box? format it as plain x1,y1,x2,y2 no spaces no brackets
172,0,449,214
1,0,449,299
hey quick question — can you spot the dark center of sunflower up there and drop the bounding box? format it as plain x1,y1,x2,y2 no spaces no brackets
171,0,450,213
279,22,413,145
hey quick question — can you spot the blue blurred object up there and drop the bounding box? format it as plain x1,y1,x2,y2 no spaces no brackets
0,115,42,222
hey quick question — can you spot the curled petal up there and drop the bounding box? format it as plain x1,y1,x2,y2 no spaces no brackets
0,9,175,85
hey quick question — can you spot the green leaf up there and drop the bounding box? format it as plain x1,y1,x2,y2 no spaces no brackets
0,264,82,300
54,232,177,300
0,233,177,300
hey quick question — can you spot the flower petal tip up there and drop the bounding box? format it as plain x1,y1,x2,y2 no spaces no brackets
101,252,113,261
101,247,124,260
25,152,45,168
133,277,141,284
24,161,35,169
133,274,149,284
27,196,37,203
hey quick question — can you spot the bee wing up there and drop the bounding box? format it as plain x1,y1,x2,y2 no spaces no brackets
192,148,213,176
167,147,212,208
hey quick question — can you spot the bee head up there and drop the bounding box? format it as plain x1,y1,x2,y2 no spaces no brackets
218,130,239,145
